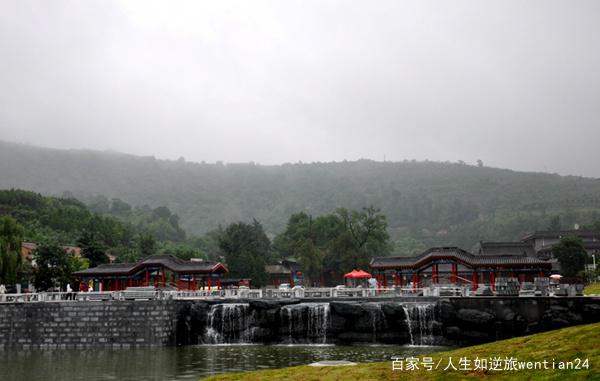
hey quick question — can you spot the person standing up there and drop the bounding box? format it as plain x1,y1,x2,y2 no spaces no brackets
66,283,73,300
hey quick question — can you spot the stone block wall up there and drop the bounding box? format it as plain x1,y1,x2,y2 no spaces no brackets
0,300,183,350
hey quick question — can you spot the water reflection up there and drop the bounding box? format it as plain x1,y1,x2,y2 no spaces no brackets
0,344,450,381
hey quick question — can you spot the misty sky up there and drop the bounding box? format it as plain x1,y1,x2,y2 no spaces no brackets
1,1,599,177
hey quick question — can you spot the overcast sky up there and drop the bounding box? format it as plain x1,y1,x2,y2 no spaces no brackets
1,1,599,176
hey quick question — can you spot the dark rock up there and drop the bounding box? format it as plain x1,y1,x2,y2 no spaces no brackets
328,315,347,333
381,303,406,319
329,302,364,317
461,330,491,341
437,300,457,322
456,309,494,325
250,327,275,342
583,304,600,322
443,325,461,339
551,318,570,328
249,300,282,310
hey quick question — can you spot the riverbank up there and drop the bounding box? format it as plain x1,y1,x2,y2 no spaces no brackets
203,322,600,380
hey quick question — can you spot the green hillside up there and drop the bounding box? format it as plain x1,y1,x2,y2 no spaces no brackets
0,189,204,262
2,140,600,252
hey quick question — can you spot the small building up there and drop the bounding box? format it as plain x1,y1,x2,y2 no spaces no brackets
370,246,552,290
73,254,228,291
21,242,38,262
521,230,600,253
21,242,82,264
265,259,301,287
521,230,600,259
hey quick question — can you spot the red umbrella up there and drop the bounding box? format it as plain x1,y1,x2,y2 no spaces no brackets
343,269,359,278
355,270,372,278
344,269,372,278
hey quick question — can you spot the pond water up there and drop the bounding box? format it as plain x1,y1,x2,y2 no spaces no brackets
0,344,450,381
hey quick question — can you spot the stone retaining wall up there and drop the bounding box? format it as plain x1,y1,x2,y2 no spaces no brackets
0,300,183,350
1,297,599,350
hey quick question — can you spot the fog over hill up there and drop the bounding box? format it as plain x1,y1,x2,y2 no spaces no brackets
2,140,600,252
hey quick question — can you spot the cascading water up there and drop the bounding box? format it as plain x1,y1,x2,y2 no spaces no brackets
401,302,437,345
204,303,251,344
368,303,387,342
280,303,330,344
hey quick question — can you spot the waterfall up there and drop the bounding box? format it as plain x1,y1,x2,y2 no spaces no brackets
280,303,330,344
401,303,437,345
204,303,251,344
368,303,387,342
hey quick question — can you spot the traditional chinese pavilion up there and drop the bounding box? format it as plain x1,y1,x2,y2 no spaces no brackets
73,254,229,291
370,246,552,291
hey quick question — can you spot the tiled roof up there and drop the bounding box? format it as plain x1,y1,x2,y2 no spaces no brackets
522,230,600,241
371,247,552,270
265,264,290,274
73,254,228,276
537,241,600,253
479,242,535,257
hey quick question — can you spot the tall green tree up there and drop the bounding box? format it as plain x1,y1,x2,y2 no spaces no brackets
137,232,157,258
275,206,391,284
78,229,108,268
32,243,88,291
296,239,323,286
552,236,588,277
0,216,24,285
326,206,391,272
219,220,272,287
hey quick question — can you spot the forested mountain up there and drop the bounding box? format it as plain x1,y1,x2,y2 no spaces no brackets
0,189,205,262
2,140,600,253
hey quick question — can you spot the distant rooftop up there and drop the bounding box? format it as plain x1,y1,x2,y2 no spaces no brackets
74,254,228,277
479,241,535,257
371,246,551,270
522,230,600,241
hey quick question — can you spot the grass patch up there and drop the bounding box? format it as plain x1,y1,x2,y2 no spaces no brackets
584,283,600,295
202,322,600,381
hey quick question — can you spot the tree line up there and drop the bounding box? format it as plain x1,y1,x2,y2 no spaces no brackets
0,189,207,290
1,188,597,290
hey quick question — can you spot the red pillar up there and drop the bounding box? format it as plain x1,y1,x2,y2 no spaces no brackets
394,272,399,288
539,270,544,278
451,264,457,284
208,275,211,290
472,271,478,291
193,274,196,291
177,274,181,290
491,271,496,291
412,272,418,290
161,269,165,288
432,264,437,284
128,278,132,288
145,270,149,287
377,272,381,288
